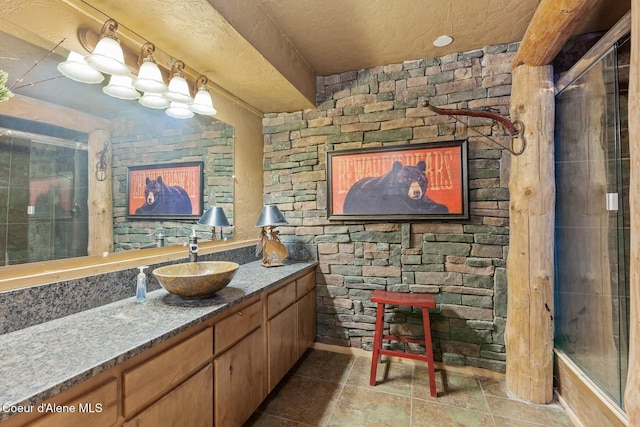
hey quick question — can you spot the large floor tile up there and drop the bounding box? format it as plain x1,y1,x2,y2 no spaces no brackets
413,370,489,413
412,398,494,427
292,349,357,384
349,356,414,397
256,375,343,426
486,395,573,427
326,384,411,427
246,350,574,427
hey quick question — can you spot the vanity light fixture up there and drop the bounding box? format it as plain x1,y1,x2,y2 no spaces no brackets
59,17,218,119
166,101,194,119
198,206,230,240
103,74,140,100
57,51,104,84
165,60,193,104
134,42,167,93
191,75,217,116
255,205,288,267
85,19,129,76
139,91,170,109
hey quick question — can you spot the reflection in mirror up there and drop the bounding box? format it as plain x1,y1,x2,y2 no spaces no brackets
1,129,89,264
0,28,234,266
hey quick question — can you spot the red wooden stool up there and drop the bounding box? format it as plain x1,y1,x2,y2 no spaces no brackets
369,290,437,397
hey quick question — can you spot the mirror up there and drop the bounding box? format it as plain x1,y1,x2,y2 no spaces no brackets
0,29,234,266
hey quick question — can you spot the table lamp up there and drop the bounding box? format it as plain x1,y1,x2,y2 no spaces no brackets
255,205,288,267
198,206,230,240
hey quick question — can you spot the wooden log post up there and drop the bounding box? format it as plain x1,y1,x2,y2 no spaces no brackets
506,64,555,404
87,130,113,256
624,2,640,424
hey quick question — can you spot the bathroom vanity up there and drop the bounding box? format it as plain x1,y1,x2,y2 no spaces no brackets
0,261,317,427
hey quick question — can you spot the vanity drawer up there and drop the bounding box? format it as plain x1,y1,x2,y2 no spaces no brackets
122,327,212,417
296,272,315,298
267,280,296,319
215,299,262,354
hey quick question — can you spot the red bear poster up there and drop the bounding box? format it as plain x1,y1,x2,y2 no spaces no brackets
327,141,468,220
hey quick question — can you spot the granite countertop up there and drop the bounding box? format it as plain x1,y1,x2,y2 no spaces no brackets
0,260,316,422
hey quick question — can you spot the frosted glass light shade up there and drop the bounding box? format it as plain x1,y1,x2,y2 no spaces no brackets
57,51,104,84
103,74,140,100
191,88,217,115
134,60,166,93
166,101,194,119
86,36,129,75
139,92,170,109
165,75,192,103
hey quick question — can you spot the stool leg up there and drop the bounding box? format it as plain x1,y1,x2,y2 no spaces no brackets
370,302,385,386
422,307,437,397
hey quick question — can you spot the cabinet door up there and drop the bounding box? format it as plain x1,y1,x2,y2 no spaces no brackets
123,364,213,427
214,328,265,427
297,289,316,358
27,378,118,427
267,303,297,391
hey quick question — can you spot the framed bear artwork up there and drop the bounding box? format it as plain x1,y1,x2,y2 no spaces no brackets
126,162,204,220
326,141,469,221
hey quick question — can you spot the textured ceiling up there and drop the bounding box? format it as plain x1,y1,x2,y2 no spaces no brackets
257,0,540,75
0,0,632,115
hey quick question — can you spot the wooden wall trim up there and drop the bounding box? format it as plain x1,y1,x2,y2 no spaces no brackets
556,11,631,94
624,2,640,425
0,93,112,133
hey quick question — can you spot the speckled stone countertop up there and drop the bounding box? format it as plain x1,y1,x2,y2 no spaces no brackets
0,260,316,422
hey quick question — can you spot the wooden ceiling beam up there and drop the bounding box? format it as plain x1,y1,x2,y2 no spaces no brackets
511,0,600,70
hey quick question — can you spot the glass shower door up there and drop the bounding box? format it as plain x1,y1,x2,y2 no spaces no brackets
554,36,630,407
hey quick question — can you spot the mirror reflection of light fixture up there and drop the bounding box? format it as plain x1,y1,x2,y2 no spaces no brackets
85,19,129,76
255,205,288,267
165,60,192,104
103,74,140,100
191,75,217,116
198,206,230,240
166,101,194,119
134,42,167,93
139,92,170,109
57,51,104,84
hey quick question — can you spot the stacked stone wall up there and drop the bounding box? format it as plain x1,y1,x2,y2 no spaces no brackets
263,43,517,372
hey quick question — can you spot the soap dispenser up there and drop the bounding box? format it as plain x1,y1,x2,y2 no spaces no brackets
189,228,198,262
136,266,148,303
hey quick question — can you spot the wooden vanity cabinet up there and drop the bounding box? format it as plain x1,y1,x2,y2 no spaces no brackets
122,327,213,418
267,271,316,391
122,364,213,427
25,378,118,427
213,298,266,427
4,266,316,427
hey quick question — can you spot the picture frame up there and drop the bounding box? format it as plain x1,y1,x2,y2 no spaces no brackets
326,141,469,221
126,161,204,220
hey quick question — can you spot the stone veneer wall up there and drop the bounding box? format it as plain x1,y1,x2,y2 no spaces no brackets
262,43,517,372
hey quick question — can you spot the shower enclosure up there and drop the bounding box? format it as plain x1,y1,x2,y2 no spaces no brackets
554,34,630,408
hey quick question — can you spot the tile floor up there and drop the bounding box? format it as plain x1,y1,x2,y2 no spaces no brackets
246,349,573,427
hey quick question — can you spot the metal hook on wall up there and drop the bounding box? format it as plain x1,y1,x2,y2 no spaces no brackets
422,100,526,155
96,142,109,181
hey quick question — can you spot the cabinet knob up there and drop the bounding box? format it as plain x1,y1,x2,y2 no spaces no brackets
237,311,244,316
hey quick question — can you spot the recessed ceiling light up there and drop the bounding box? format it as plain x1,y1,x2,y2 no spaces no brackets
433,35,453,47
